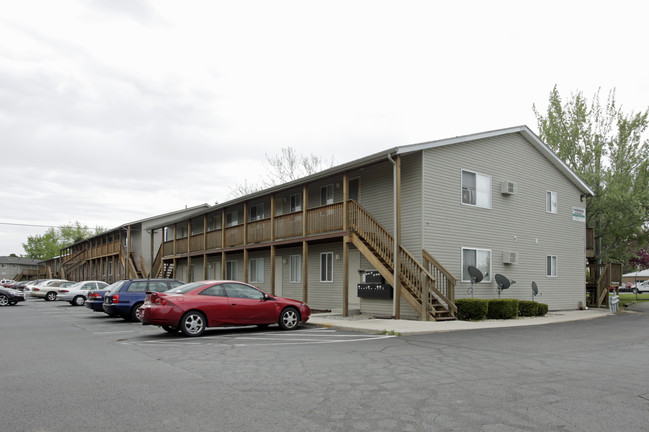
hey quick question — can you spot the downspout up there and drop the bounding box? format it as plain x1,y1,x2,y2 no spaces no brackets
387,153,398,318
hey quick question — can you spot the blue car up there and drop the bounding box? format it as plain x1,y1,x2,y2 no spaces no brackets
86,281,125,314
102,279,184,321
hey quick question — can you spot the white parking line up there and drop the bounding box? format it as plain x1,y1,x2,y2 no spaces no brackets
233,335,395,347
92,330,135,335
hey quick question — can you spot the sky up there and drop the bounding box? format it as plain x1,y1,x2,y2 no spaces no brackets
1,0,648,257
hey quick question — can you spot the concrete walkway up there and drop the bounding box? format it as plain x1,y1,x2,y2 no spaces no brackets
306,307,613,335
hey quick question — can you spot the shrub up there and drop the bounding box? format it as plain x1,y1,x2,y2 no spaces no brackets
536,302,549,316
456,298,489,321
518,300,539,317
487,299,519,320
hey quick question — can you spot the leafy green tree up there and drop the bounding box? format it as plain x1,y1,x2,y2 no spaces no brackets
22,222,101,260
534,86,649,263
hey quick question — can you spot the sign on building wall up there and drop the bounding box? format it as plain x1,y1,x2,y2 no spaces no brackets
572,207,586,222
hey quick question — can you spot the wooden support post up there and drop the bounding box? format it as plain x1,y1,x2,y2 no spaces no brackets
395,155,402,319
421,271,429,321
342,173,349,317
302,241,308,303
270,245,276,295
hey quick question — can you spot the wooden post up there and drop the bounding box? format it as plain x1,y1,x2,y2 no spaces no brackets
395,155,402,319
421,271,429,321
270,195,276,295
302,241,308,303
342,173,349,317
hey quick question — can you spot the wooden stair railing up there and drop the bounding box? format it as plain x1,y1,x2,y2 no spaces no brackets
596,264,611,308
348,201,456,320
151,244,164,278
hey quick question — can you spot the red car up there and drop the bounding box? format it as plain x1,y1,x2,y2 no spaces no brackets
139,280,311,337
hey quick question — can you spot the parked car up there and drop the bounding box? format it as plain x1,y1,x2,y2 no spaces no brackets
86,281,124,314
57,280,110,306
21,279,47,296
30,280,74,301
0,279,16,288
0,286,26,306
138,280,311,337
103,279,184,321
633,281,649,294
12,281,31,291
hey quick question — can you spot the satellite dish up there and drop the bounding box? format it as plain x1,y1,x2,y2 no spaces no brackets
495,274,516,298
467,266,483,298
531,281,541,301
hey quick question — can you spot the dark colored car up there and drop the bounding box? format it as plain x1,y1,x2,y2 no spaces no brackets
86,281,124,313
139,280,311,337
0,286,26,306
103,279,184,321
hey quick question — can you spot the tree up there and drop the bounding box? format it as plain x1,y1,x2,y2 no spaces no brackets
22,222,102,260
229,147,334,198
534,86,649,264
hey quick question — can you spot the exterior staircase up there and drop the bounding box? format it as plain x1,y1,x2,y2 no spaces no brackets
348,201,457,321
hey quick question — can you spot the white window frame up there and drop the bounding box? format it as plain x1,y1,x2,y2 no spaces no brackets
546,191,557,214
290,193,302,212
289,254,302,283
249,204,264,221
461,170,492,209
461,247,492,283
249,258,264,283
546,255,557,277
226,260,238,280
320,184,334,206
320,252,334,283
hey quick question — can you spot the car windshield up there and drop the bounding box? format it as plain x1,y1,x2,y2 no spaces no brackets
166,282,209,294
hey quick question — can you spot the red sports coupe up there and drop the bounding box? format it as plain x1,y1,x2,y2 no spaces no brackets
139,280,311,337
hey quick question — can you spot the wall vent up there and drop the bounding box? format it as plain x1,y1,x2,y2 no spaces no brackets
502,251,518,264
501,181,516,195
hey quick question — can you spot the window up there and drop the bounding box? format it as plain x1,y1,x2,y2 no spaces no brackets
127,281,148,292
249,258,264,283
226,210,239,227
349,178,360,202
249,204,264,221
320,184,334,205
200,284,227,297
546,255,557,277
461,248,491,282
289,254,302,283
224,283,264,299
226,260,238,280
191,219,203,235
320,252,333,282
546,191,557,214
290,193,302,212
461,170,491,208
207,215,219,231
177,224,188,238
108,261,112,276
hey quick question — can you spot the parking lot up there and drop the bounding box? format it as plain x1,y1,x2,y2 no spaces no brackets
3,299,649,432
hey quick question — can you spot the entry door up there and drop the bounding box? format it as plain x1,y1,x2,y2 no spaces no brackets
349,178,360,202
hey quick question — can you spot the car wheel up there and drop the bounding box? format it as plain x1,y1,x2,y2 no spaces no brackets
633,288,639,294
278,307,299,330
129,303,143,322
45,291,57,301
0,295,9,306
73,296,86,306
180,311,206,337
162,326,179,333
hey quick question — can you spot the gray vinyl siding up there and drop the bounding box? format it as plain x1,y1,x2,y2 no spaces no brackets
421,133,586,310
279,246,304,301
306,242,343,310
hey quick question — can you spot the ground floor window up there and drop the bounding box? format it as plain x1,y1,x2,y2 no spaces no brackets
289,254,301,283
546,255,557,277
461,247,491,282
226,260,238,280
249,258,264,283
320,252,333,282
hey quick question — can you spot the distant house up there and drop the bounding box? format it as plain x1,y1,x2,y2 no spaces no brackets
39,205,210,283
0,256,41,281
145,126,593,319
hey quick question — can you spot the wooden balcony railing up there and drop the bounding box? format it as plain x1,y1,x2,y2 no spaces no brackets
274,213,303,240
248,219,271,244
190,234,204,252
308,203,344,234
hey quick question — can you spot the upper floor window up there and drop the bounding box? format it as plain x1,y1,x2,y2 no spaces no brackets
546,191,557,214
249,204,264,221
320,184,334,206
461,170,491,209
226,210,239,227
177,224,188,238
290,193,302,212
207,215,219,231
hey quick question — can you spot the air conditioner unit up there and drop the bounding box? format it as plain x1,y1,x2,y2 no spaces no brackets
501,181,516,195
502,251,518,264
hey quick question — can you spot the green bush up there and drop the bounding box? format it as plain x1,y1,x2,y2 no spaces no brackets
518,300,539,317
456,298,489,321
487,299,519,320
536,302,549,316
